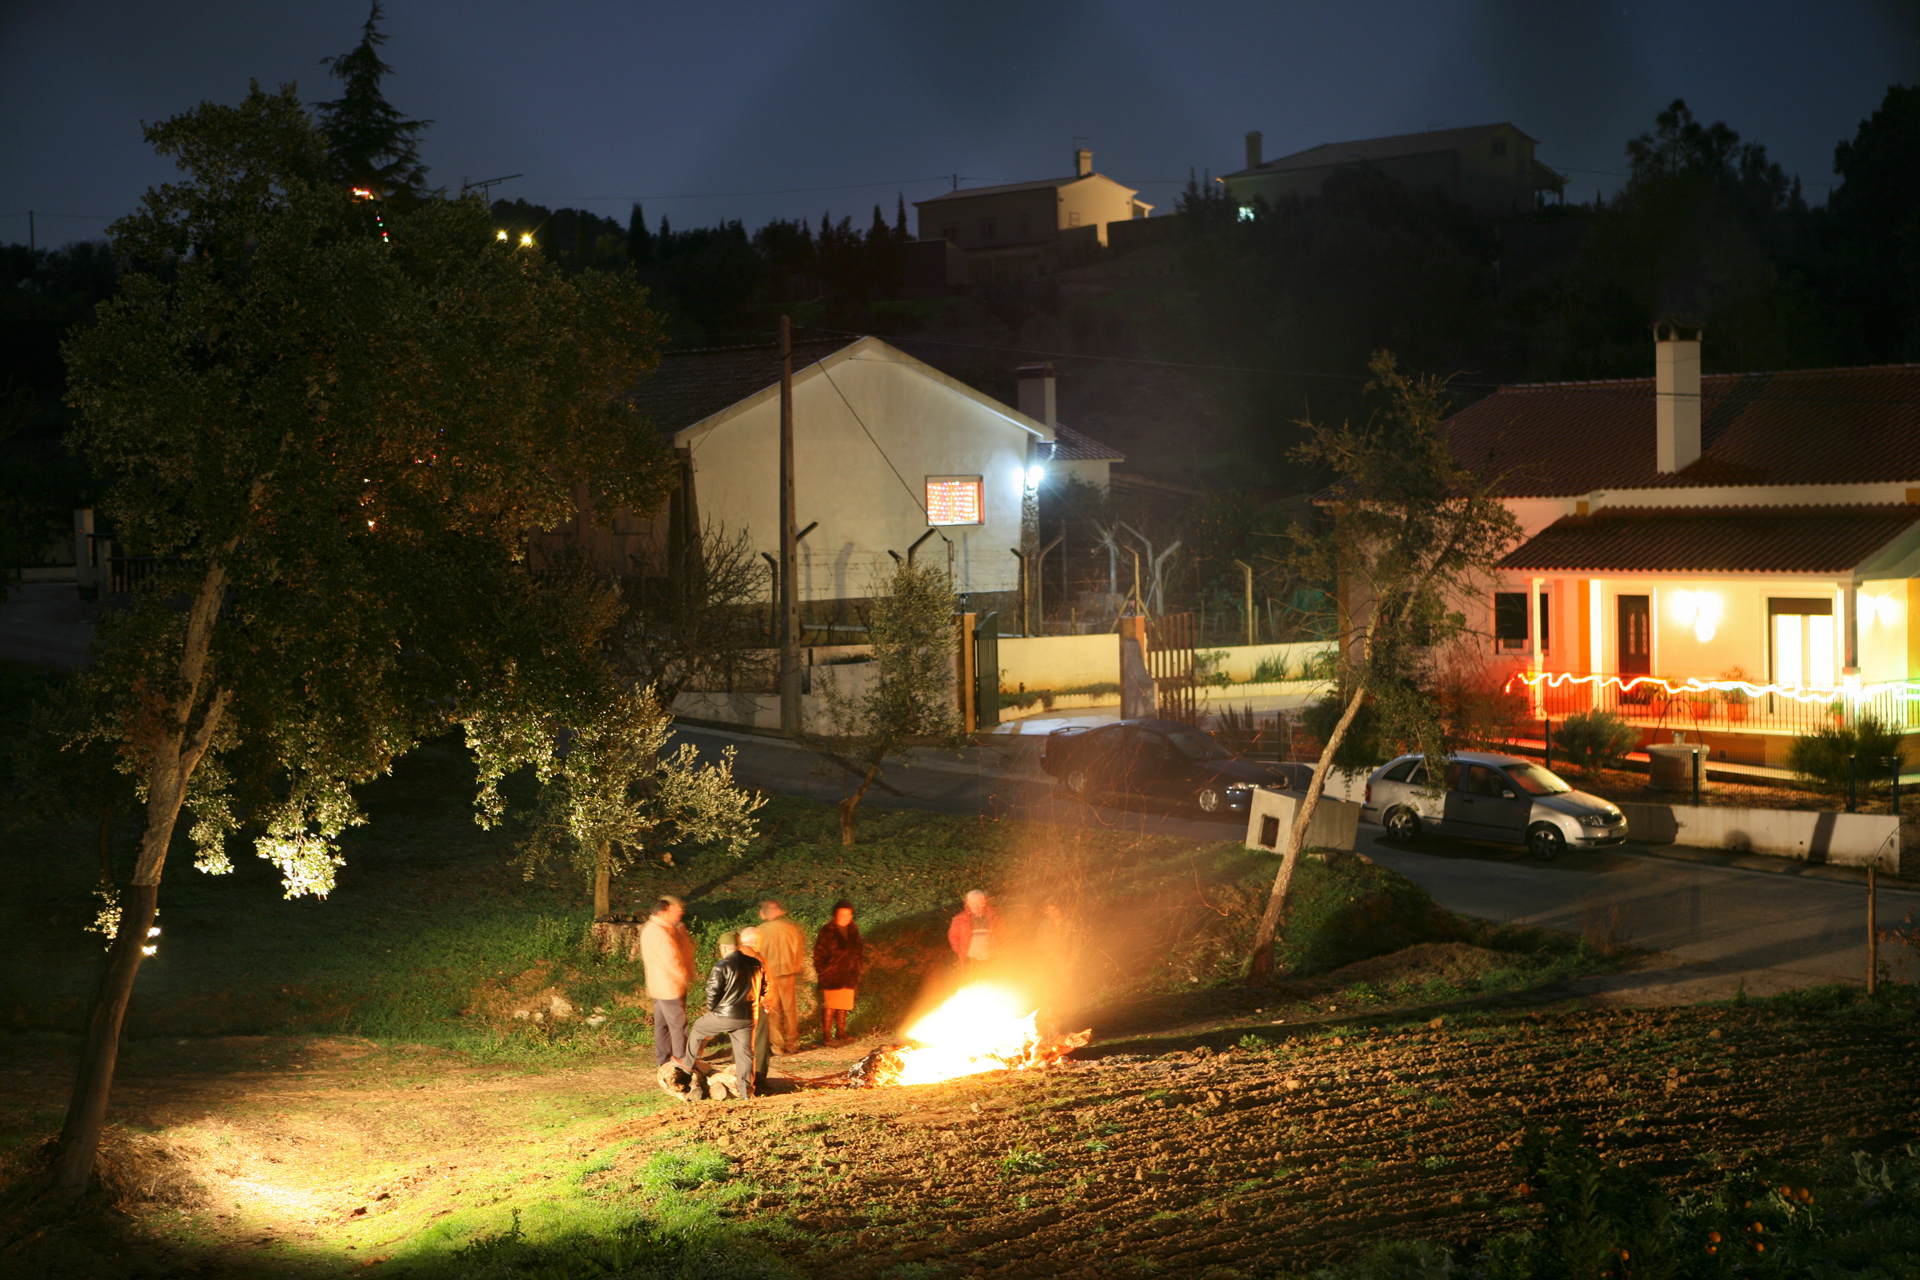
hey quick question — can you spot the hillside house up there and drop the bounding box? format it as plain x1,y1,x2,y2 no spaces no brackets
1224,123,1564,217
1447,323,1920,766
908,148,1153,290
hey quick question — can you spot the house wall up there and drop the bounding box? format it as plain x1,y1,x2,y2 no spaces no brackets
679,347,1040,602
1228,127,1543,217
918,188,1058,253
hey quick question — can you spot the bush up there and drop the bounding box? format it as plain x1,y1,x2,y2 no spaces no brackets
1300,648,1339,680
1549,710,1639,772
1252,654,1292,683
1787,714,1903,792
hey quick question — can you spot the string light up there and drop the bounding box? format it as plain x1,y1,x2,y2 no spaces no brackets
350,187,389,244
1506,670,1920,705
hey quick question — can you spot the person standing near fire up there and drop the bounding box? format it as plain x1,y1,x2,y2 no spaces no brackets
688,925,764,1099
813,899,864,1045
756,900,806,1054
640,895,696,1073
948,889,1000,969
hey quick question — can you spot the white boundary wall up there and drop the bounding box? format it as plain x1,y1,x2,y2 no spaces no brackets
1617,802,1900,871
994,635,1337,693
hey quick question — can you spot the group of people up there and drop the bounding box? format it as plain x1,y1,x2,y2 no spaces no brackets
638,895,866,1100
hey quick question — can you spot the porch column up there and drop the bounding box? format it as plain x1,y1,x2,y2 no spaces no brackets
1529,576,1545,717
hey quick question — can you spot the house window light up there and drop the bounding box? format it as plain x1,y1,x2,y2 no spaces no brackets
1669,589,1721,643
926,476,984,527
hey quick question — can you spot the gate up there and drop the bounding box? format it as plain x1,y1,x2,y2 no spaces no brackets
974,612,1000,728
1146,612,1198,724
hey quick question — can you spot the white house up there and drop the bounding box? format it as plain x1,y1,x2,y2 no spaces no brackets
532,336,1120,628
1448,323,1920,765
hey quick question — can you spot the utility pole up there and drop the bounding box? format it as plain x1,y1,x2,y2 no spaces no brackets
1233,559,1254,646
28,210,34,255
778,317,802,735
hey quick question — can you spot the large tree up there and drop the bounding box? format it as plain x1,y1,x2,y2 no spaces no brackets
50,84,671,1199
1246,354,1518,980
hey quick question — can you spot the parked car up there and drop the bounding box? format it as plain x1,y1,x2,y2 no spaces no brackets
1041,718,1301,819
1359,750,1627,859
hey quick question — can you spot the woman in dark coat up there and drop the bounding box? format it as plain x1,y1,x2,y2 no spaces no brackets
813,899,863,1045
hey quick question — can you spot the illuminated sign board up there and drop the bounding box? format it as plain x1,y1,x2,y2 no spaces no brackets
925,476,984,526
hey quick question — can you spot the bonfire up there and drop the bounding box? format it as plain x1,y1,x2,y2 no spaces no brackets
846,984,1090,1087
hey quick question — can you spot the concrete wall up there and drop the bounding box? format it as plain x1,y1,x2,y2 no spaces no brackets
1617,801,1900,871
674,660,887,733
993,635,1336,693
679,339,1043,602
997,633,1120,691
1197,641,1336,683
1243,786,1361,853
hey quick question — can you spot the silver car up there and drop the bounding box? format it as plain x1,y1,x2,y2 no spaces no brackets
1359,750,1627,859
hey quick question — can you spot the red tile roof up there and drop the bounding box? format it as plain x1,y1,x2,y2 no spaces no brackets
1499,505,1920,574
1448,364,1920,496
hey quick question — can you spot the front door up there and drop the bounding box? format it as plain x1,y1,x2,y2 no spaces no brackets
1618,595,1651,677
1769,598,1836,689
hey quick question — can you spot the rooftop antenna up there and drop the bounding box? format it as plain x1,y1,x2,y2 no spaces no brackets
460,173,523,200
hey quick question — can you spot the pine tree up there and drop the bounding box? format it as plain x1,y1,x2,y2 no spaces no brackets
315,1,432,203
627,202,653,264
895,193,909,241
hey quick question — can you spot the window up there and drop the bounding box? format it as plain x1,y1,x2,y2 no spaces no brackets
925,476,984,526
939,225,957,242
1018,215,1029,237
1167,729,1233,761
1505,764,1572,796
1494,591,1548,652
1466,765,1508,797
1491,138,1508,157
1067,210,1081,227
1382,759,1418,783
1769,597,1836,687
978,219,996,240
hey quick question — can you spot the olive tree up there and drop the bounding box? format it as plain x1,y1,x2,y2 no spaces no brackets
815,562,964,845
1247,354,1518,980
51,84,672,1198
502,683,766,917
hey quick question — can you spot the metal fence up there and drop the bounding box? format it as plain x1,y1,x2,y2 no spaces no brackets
1527,671,1919,736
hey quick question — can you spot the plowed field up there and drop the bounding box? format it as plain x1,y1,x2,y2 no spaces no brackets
627,1000,1918,1277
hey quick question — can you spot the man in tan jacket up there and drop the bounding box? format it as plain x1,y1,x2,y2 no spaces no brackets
756,900,807,1054
641,895,696,1071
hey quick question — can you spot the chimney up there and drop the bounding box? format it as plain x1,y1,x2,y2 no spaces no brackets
1074,147,1092,178
1654,319,1703,472
1016,362,1057,427
1245,130,1263,169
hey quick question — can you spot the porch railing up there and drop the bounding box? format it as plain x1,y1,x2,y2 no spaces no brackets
1515,670,1920,736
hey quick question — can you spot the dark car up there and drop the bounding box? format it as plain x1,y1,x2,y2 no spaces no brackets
1040,718,1300,819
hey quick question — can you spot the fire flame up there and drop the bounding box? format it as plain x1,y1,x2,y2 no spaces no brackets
850,983,1090,1087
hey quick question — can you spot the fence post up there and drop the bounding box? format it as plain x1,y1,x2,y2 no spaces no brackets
1544,719,1552,773
1692,745,1702,807
1892,757,1901,816
1848,754,1858,814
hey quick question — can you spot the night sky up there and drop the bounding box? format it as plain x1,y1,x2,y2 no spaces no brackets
2,0,1917,249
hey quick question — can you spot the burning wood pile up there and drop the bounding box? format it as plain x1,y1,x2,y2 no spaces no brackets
845,984,1090,1088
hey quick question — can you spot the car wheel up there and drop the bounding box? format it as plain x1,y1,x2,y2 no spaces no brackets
1064,767,1091,798
1195,785,1223,816
1383,806,1421,844
1528,823,1566,861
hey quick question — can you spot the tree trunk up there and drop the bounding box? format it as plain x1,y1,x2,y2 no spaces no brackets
97,804,115,883
593,841,611,919
839,762,882,847
50,562,230,1203
1246,683,1368,982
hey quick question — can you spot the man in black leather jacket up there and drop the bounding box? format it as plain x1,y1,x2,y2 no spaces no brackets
688,925,764,1099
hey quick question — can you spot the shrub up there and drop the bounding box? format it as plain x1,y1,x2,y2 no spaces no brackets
1300,648,1339,680
1787,714,1903,792
1252,654,1292,683
1550,710,1638,772
1300,689,1390,772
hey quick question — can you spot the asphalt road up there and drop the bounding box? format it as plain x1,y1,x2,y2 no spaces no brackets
674,724,1919,1002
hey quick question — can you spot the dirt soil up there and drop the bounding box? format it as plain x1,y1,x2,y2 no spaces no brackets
4,985,1915,1277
